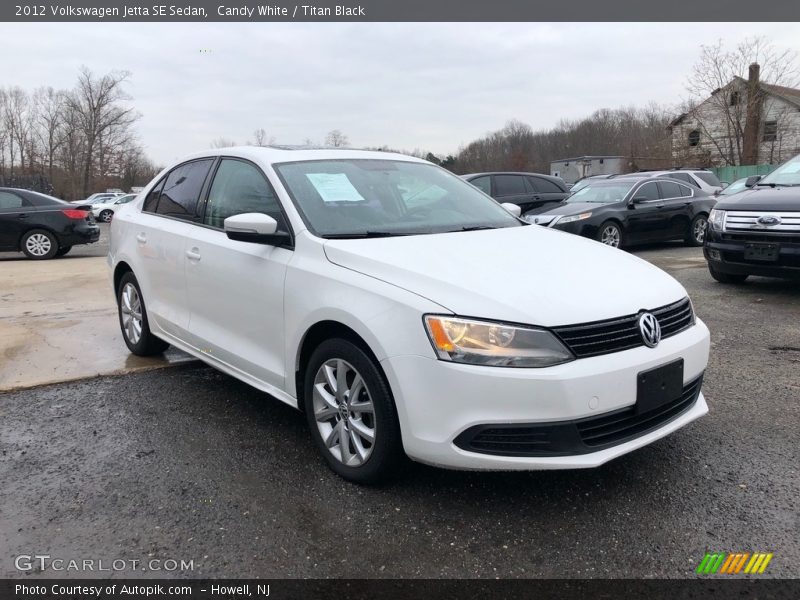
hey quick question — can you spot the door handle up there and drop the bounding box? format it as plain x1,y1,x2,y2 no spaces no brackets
185,248,201,261
136,233,147,244
18,213,29,219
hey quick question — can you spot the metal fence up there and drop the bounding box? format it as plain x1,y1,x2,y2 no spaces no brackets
710,164,777,184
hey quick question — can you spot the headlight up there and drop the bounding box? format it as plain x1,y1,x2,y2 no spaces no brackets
709,209,725,231
423,315,574,368
555,212,592,224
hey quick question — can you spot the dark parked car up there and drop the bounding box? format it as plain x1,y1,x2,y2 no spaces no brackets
704,155,800,283
527,175,716,249
0,187,100,259
462,172,569,215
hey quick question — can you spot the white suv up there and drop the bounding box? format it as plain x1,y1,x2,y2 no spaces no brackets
109,147,710,483
638,170,724,195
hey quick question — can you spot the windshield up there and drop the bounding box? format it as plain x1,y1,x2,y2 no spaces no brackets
274,159,521,237
721,178,747,196
759,155,800,186
567,182,635,204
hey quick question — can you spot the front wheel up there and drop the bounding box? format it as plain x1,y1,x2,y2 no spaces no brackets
686,214,708,246
597,221,624,248
709,265,749,284
304,339,403,484
116,272,170,356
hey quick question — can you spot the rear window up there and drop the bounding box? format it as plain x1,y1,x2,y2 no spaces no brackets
528,176,565,194
694,171,722,187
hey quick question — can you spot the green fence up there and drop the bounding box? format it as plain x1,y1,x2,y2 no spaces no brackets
711,164,776,184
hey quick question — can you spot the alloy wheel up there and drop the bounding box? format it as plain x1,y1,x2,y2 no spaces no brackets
693,217,707,244
120,283,143,345
101,210,113,223
25,233,52,257
312,358,376,467
600,225,620,247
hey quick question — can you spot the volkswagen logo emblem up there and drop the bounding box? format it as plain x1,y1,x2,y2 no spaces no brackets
757,215,782,226
638,312,661,348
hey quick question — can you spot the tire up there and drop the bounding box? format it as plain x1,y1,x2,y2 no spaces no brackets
685,214,708,246
55,246,72,257
21,229,58,260
116,272,170,356
304,338,403,484
709,264,748,284
99,209,114,223
597,221,624,249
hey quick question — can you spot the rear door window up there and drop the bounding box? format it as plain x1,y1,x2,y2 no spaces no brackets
494,175,526,197
529,176,564,193
657,181,682,199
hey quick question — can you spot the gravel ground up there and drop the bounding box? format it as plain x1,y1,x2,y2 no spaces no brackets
0,244,798,579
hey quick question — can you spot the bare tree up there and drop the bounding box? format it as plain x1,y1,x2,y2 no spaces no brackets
682,37,800,165
210,136,237,149
65,67,139,196
33,87,65,183
252,128,275,146
324,129,349,147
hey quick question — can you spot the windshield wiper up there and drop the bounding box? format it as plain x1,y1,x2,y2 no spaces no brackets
322,231,411,239
445,225,497,233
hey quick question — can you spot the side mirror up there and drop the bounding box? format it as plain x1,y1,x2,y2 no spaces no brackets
629,196,647,207
745,175,761,188
501,202,522,218
224,213,290,246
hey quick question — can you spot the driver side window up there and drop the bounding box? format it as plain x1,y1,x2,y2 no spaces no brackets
204,159,284,230
635,182,660,201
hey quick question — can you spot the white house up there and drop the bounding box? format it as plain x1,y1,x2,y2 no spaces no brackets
668,63,800,166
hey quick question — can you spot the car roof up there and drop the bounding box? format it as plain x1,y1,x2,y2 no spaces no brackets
176,145,428,166
461,171,562,181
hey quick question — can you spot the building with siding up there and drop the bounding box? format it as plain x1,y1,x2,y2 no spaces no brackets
549,156,625,185
668,63,800,167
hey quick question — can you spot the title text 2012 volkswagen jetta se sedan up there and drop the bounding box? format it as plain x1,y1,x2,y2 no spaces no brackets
109,147,710,483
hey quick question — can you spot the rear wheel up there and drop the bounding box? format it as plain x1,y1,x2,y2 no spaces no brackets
55,246,72,257
597,221,624,248
304,338,403,484
99,209,114,223
686,214,708,246
709,265,748,284
21,229,58,260
116,272,170,356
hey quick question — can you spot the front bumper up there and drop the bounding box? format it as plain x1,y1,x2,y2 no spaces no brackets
705,229,800,279
380,318,710,470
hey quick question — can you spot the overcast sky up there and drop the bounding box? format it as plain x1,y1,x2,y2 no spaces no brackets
1,22,798,164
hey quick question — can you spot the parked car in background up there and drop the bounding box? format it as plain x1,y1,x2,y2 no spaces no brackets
462,172,569,215
569,174,619,195
109,147,709,483
637,169,724,195
704,154,800,283
71,192,123,205
527,175,716,248
0,187,100,259
92,193,137,222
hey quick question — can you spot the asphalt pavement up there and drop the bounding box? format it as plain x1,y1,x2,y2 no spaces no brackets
0,242,798,579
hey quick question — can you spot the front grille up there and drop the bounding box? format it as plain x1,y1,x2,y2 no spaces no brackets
454,374,703,457
724,211,800,234
552,298,693,358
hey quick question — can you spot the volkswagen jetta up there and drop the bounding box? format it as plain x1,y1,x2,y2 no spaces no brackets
109,147,710,483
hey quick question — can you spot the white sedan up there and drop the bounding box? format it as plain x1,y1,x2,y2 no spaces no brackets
91,194,136,222
108,147,710,483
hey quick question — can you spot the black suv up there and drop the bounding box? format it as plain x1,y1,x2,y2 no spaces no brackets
704,155,800,282
461,172,569,215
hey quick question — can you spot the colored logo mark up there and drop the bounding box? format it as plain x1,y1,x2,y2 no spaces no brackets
696,552,773,574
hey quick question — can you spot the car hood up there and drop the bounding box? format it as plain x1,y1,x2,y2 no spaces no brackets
323,226,686,326
714,186,800,211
